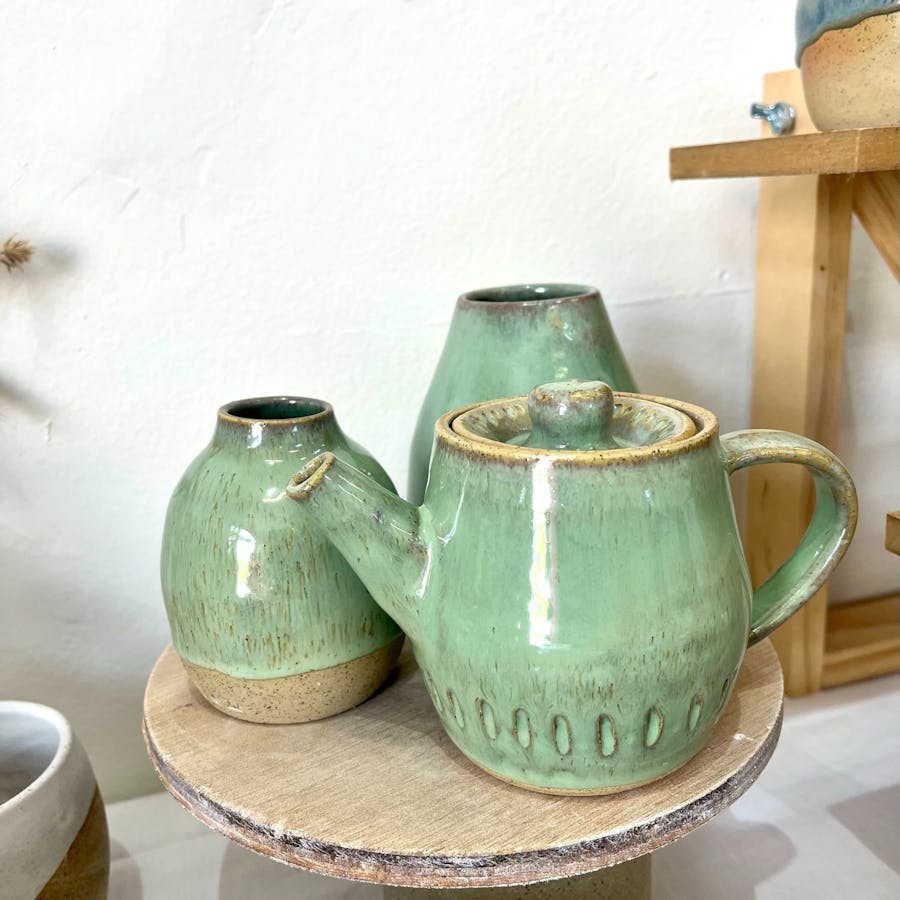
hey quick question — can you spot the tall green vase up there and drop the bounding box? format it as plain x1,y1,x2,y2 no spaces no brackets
408,284,637,503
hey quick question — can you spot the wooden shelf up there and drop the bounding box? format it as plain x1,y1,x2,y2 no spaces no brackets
822,593,900,688
670,126,900,180
672,68,900,695
144,642,783,895
887,512,900,556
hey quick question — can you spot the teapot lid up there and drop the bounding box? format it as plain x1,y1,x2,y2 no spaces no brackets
451,380,696,452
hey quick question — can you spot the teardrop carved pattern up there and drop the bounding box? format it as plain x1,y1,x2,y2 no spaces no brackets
597,714,617,757
446,689,465,729
423,672,443,714
644,706,664,748
552,715,572,756
476,698,498,740
719,678,731,710
513,708,531,749
688,694,704,732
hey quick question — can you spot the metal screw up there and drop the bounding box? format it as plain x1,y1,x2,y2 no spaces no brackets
750,102,796,136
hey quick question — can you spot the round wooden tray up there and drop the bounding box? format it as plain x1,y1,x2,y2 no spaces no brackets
143,640,783,890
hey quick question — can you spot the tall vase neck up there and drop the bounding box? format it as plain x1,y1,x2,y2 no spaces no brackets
211,396,341,457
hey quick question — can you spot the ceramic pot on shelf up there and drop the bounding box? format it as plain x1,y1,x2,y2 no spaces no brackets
796,0,900,130
160,396,403,724
0,701,109,899
288,380,856,795
408,283,637,504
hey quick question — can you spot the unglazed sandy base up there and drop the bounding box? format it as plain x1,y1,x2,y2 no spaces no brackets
801,10,900,130
382,855,650,899
37,788,109,900
181,634,405,723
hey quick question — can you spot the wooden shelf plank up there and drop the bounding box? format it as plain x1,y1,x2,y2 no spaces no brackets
822,593,900,688
670,126,900,180
887,512,900,556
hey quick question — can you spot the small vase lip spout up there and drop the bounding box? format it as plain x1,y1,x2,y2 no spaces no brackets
217,395,334,428
458,283,599,311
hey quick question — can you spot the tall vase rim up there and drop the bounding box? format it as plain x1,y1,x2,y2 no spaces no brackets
457,283,599,312
216,396,334,430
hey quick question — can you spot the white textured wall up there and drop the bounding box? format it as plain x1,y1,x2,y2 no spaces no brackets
2,1,897,801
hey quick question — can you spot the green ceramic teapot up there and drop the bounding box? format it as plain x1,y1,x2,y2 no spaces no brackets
287,381,857,794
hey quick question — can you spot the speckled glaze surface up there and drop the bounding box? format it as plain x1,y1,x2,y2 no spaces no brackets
799,7,900,129
408,284,637,504
796,0,900,57
161,397,402,723
0,702,109,900
288,384,857,794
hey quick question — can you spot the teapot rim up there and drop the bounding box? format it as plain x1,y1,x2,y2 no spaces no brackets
435,391,719,467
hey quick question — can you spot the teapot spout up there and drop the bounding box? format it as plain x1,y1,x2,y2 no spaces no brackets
287,453,427,639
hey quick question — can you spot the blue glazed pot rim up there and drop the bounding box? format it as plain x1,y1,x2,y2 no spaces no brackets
796,0,900,62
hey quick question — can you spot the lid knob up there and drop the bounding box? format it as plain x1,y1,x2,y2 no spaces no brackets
527,380,617,451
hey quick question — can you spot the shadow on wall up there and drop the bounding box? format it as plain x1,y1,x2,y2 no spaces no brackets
0,535,162,800
613,291,755,531
830,783,900,877
0,240,76,417
612,290,755,435
0,374,52,420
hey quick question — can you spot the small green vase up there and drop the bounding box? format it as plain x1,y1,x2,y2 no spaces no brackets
408,284,637,504
160,397,403,723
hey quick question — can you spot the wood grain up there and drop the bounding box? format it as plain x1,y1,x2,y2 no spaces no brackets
143,642,783,889
853,171,900,282
672,67,899,695
822,593,900,687
670,126,900,180
746,70,852,696
887,512,900,556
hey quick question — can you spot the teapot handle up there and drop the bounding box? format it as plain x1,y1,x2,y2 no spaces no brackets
720,429,857,646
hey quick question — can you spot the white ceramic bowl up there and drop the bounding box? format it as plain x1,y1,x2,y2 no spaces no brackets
0,701,109,898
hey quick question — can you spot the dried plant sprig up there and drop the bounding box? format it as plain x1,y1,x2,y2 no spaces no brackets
1,236,35,272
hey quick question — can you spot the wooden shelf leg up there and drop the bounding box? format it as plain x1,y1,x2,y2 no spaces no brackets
747,153,853,695
886,512,900,556
382,856,651,899
852,170,900,282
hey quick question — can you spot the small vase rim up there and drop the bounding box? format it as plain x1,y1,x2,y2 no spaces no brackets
217,396,334,429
